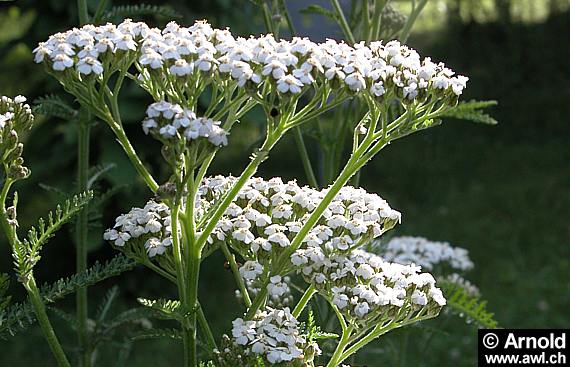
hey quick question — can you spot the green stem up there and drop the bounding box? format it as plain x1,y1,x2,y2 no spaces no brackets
111,123,159,193
76,116,91,367
399,0,428,43
186,245,201,366
371,0,388,40
27,278,72,367
245,285,268,319
292,284,316,318
195,134,277,251
362,0,371,40
196,304,217,353
293,128,319,188
330,0,356,44
220,241,251,307
326,326,353,367
77,0,89,24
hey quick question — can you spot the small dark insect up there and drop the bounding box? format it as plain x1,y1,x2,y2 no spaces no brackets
224,261,242,270
270,107,279,117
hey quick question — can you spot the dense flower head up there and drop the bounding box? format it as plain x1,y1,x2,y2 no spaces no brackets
103,200,172,258
34,19,468,104
215,307,320,366
380,236,474,271
0,95,34,180
142,101,228,147
198,176,401,267
294,248,445,323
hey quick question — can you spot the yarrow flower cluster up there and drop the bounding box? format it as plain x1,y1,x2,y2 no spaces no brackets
294,248,446,322
198,175,401,258
215,307,320,366
380,236,474,271
34,19,468,104
142,101,228,147
103,200,172,258
0,96,34,181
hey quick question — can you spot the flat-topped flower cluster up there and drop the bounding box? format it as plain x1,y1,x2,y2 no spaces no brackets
103,200,173,258
142,101,228,147
380,236,474,271
216,307,320,365
34,19,467,104
295,248,446,322
104,175,401,263
199,176,401,259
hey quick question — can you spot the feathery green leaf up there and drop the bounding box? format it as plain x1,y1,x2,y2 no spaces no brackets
33,94,78,121
99,4,181,22
0,254,136,339
129,328,182,341
440,280,499,329
441,100,498,125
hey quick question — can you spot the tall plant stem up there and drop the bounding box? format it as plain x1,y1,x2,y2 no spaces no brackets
27,278,72,367
293,128,319,188
0,188,71,367
77,0,89,24
330,0,356,44
186,245,200,366
76,116,91,367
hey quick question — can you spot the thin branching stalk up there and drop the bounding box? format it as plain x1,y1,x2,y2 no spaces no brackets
292,284,316,318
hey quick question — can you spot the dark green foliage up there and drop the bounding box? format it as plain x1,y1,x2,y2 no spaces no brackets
299,5,339,22
0,254,136,339
33,95,78,121
15,191,93,279
441,100,498,125
97,4,181,23
440,280,498,329
137,298,189,324
129,327,182,341
303,309,338,342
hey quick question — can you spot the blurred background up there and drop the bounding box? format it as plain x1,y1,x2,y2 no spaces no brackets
0,0,568,365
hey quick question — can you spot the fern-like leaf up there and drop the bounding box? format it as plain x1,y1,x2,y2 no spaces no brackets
18,191,93,277
137,298,188,324
299,5,339,22
0,254,136,339
129,328,182,341
0,274,10,309
95,285,119,324
440,280,498,329
48,306,79,331
99,4,181,22
440,100,498,125
87,163,116,190
33,94,78,121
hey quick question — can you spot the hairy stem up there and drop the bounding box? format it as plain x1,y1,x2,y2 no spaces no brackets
27,278,72,367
